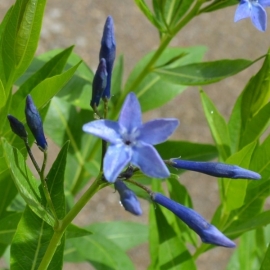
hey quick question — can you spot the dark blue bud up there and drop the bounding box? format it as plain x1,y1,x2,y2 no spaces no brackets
7,114,28,140
114,180,142,216
170,159,261,180
99,15,116,99
152,192,236,248
25,95,47,151
91,58,107,107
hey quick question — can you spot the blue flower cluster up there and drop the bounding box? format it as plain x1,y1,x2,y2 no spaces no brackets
82,16,262,248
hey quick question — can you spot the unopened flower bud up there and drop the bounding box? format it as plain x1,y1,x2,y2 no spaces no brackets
114,180,142,216
169,159,261,180
99,15,116,99
25,95,47,151
152,192,235,248
91,58,107,107
7,115,28,140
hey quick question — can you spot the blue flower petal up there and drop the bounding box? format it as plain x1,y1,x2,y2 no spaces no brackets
83,120,121,144
119,93,142,132
259,0,270,7
251,3,267,31
234,0,251,22
131,143,170,178
138,119,179,145
104,144,132,182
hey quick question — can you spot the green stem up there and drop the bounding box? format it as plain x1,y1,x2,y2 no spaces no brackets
25,141,41,174
111,0,203,120
38,175,109,270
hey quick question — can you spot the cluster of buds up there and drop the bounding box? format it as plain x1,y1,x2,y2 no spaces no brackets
91,16,116,111
8,95,47,152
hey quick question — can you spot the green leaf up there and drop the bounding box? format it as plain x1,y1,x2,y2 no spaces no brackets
155,141,217,161
45,141,69,219
125,46,206,112
0,80,6,109
241,53,270,130
65,234,135,269
11,61,81,121
260,240,270,270
134,0,162,30
2,0,47,83
223,141,257,212
155,58,253,86
2,138,54,225
111,55,124,106
87,221,148,251
12,46,74,111
66,224,92,239
240,102,270,149
226,210,270,236
10,206,65,270
200,0,238,13
0,212,22,244
200,90,231,160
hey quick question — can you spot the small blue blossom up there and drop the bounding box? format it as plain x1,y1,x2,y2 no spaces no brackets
7,115,28,140
234,0,270,31
152,192,236,248
169,159,261,180
114,180,142,215
25,95,47,151
83,92,179,182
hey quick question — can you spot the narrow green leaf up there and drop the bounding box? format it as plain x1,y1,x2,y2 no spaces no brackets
134,0,162,30
223,141,257,212
0,80,6,109
125,46,206,112
66,224,92,239
260,241,270,270
11,61,81,120
200,0,238,13
111,55,124,106
12,46,74,111
2,0,47,83
155,141,217,161
155,58,253,86
65,234,135,269
0,212,22,244
87,221,148,251
240,102,270,149
226,210,270,236
10,206,65,270
2,138,54,225
200,90,231,160
45,141,69,219
241,53,270,130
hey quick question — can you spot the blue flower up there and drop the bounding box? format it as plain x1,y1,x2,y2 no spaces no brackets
114,180,142,215
152,192,236,248
25,95,47,151
234,0,270,31
169,159,261,180
83,92,179,182
99,16,116,99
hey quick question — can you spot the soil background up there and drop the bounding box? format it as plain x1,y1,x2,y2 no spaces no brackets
1,1,270,269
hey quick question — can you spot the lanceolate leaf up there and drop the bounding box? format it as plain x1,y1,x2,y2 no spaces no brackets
2,138,54,225
200,90,231,161
10,206,65,270
154,58,254,86
2,0,47,84
11,46,74,111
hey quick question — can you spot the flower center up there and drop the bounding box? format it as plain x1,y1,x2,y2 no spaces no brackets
120,127,139,147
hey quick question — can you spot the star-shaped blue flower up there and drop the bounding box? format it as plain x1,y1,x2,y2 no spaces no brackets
83,92,179,182
234,0,270,31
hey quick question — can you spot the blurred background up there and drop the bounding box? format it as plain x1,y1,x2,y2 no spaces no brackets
1,1,270,269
